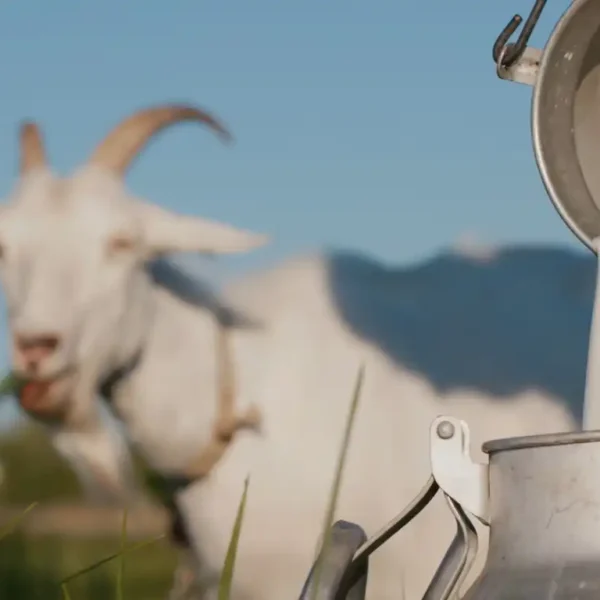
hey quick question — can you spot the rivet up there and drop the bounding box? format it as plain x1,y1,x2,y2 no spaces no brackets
437,420,455,440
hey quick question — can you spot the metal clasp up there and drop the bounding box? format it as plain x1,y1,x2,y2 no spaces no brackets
492,0,547,86
492,0,547,68
430,416,490,525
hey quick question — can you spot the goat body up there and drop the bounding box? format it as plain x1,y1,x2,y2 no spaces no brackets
112,250,583,599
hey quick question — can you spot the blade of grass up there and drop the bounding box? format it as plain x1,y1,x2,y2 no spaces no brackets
116,507,128,600
61,583,73,600
309,363,365,600
0,371,25,397
0,501,38,540
60,533,166,585
218,476,250,600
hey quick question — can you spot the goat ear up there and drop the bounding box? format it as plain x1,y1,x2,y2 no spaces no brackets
137,202,269,256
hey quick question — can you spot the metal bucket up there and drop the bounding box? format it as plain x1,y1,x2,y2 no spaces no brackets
465,429,600,599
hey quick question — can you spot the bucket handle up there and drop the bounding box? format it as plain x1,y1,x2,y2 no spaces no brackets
298,416,489,600
298,475,439,600
422,492,479,600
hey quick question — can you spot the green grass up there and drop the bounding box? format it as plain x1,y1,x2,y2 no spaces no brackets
0,371,26,397
0,372,179,600
0,365,367,600
309,365,365,600
0,531,178,600
0,501,38,540
218,476,250,600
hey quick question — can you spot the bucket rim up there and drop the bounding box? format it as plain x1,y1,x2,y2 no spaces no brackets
483,429,600,453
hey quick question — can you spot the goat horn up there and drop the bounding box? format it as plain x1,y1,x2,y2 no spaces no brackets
19,122,47,174
88,104,233,175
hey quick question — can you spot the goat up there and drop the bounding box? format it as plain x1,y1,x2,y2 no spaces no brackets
0,103,590,599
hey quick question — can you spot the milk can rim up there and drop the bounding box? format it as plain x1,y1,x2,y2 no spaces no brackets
483,430,600,454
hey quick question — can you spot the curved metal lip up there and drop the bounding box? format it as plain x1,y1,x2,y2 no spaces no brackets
483,429,600,454
531,0,597,254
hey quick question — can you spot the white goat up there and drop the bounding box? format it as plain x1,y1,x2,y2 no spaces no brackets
0,103,588,600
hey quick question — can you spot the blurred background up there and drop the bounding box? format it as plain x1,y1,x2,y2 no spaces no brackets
0,425,177,599
0,0,585,597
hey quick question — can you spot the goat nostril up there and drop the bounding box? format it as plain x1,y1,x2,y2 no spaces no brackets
25,359,39,374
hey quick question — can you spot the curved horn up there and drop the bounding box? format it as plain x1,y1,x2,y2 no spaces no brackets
19,121,47,174
88,104,233,175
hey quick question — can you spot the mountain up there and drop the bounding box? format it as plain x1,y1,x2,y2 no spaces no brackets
322,243,594,423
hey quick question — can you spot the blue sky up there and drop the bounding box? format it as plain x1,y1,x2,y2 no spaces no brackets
0,0,581,264
0,0,583,376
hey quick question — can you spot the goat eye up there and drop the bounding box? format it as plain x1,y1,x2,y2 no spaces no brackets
106,234,136,256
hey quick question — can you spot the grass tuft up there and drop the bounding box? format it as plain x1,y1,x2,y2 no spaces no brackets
1,365,368,600
60,533,166,586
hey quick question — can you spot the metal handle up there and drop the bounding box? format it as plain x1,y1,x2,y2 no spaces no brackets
298,416,489,600
298,519,368,600
298,476,441,600
422,493,479,600
422,416,490,599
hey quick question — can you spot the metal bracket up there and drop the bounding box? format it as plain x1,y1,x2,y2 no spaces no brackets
496,46,542,87
430,416,490,524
